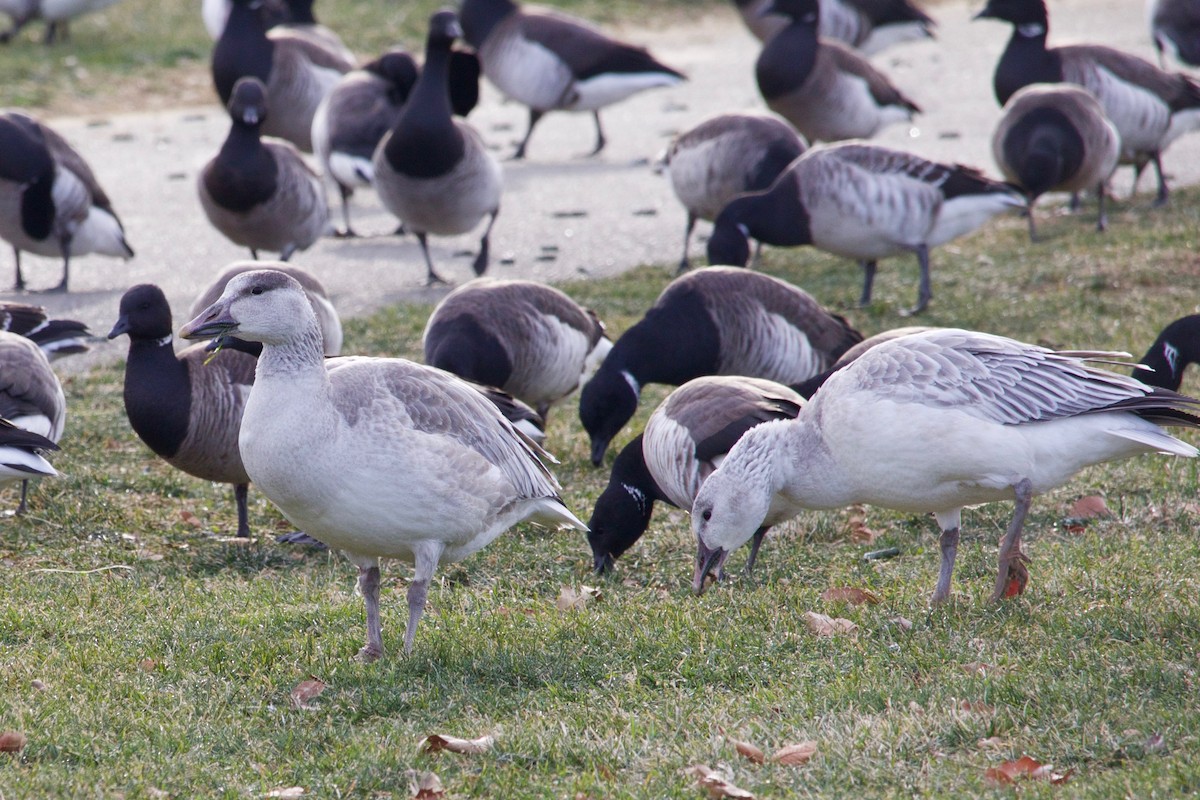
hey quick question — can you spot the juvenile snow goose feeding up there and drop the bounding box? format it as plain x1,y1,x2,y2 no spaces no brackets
1136,314,1200,391
706,141,1024,315
180,269,587,660
732,0,935,54
0,330,64,514
691,328,1200,603
755,0,920,144
578,267,862,465
459,0,686,159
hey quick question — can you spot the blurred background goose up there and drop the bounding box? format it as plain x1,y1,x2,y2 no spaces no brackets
0,0,124,44
274,0,353,62
579,266,862,465
0,330,64,514
658,113,807,271
691,328,1200,603
706,141,1024,315
1135,314,1200,391
0,301,92,361
459,0,685,159
1148,0,1200,67
0,110,134,292
180,268,587,660
732,0,935,54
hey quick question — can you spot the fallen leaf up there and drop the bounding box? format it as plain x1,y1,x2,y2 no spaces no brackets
290,677,326,710
846,507,879,544
773,741,818,765
410,771,445,799
30,679,47,692
0,732,26,753
556,585,602,611
686,764,755,799
821,587,881,605
147,788,169,799
139,658,156,672
264,788,305,799
718,727,764,764
420,733,495,755
803,611,857,637
977,737,1005,749
961,661,998,677
1002,553,1031,598
1071,495,1111,519
1145,733,1166,753
984,755,1071,785
179,510,203,528
957,700,995,714
889,616,913,632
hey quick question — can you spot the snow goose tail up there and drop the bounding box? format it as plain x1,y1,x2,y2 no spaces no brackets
691,328,1200,604
180,268,586,660
0,330,65,513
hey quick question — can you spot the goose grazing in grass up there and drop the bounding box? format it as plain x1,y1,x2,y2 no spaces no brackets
0,330,64,514
659,113,807,271
0,110,134,292
992,83,1121,240
0,302,92,360
108,284,259,538
732,0,935,54
706,141,1024,315
589,376,805,575
200,77,331,261
424,278,610,419
1149,0,1200,67
373,9,501,285
755,0,920,144
0,0,124,44
976,0,1200,206
180,268,587,659
459,0,686,159
1136,314,1200,391
691,328,1200,604
579,266,862,465
0,417,57,495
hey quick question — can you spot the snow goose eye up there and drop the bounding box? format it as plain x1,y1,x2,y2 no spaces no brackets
701,508,712,522
251,286,264,296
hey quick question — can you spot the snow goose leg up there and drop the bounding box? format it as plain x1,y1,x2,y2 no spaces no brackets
743,525,769,577
356,562,384,662
512,109,545,161
403,542,445,656
857,260,877,307
989,477,1033,603
931,511,961,605
900,244,931,317
415,232,449,286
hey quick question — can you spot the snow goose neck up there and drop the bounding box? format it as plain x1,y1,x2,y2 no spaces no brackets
423,277,610,419
1149,0,1200,67
0,330,64,513
459,0,685,159
0,0,124,44
0,110,134,292
0,301,92,361
372,9,501,285
732,0,935,54
659,113,807,271
199,77,331,261
1136,314,1200,391
992,83,1120,240
588,376,804,576
578,266,862,466
691,328,1200,603
975,0,1200,205
707,141,1024,315
180,268,587,659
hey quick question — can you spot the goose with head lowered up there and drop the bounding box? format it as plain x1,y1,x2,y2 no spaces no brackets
579,266,862,466
691,328,1200,604
975,0,1200,206
0,301,92,361
180,268,587,660
459,0,685,159
0,330,64,514
1135,314,1200,391
374,10,500,286
707,141,1024,315
732,0,935,54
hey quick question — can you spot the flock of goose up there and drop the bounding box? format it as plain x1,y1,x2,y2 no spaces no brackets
2,0,1200,659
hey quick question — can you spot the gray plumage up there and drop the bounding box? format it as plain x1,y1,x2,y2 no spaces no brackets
1149,0,1200,67
0,329,65,513
732,0,935,54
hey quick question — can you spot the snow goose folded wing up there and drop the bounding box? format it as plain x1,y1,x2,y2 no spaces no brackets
180,268,586,660
691,328,1200,603
0,301,92,360
0,330,64,513
732,0,935,54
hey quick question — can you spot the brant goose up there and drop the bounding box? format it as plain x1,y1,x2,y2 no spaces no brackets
733,0,935,54
1136,314,1200,391
0,0,124,44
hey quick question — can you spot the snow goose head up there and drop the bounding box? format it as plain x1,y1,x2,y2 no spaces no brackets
182,267,315,349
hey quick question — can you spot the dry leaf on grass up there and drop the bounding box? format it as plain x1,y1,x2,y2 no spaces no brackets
30,679,47,692
718,727,765,764
846,507,879,544
803,611,858,637
139,658,156,672
957,700,995,714
821,587,881,605
773,741,818,765
179,510,203,528
961,661,999,677
556,585,602,611
984,755,1072,785
889,616,913,632
409,770,445,799
264,788,305,799
1070,495,1111,519
977,737,1006,749
0,732,26,753
420,733,495,755
686,765,755,799
290,677,326,710
1145,733,1166,753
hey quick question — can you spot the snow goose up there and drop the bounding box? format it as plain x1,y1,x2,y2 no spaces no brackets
459,0,685,159
180,268,587,659
976,0,1200,206
755,0,920,144
0,0,124,44
992,83,1120,240
589,376,804,575
1136,314,1200,391
578,266,862,465
108,284,258,538
1149,0,1200,67
0,417,57,494
372,9,501,285
0,330,64,514
659,113,807,271
423,278,610,419
691,328,1200,603
211,0,353,153
706,141,1024,315
732,0,935,54
199,77,331,261
0,302,92,360
0,110,134,292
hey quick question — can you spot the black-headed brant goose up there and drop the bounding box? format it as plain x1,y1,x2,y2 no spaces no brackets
733,0,935,54
1149,0,1200,67
706,141,1024,315
0,0,124,44
755,0,920,144
976,0,1200,205
0,329,64,514
1136,314,1200,391
0,302,92,361
275,0,354,63
181,268,587,660
424,277,611,419
0,110,134,292
372,9,502,285
578,266,862,466
199,77,331,262
692,328,1200,604
459,0,686,159
0,417,57,503
658,113,807,271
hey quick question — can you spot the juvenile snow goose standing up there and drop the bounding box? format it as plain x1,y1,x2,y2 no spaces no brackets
0,0,124,44
976,0,1200,205
108,284,259,538
1149,0,1200,67
992,83,1121,240
0,302,92,360
588,376,804,576
0,330,64,514
706,141,1024,315
732,0,935,54
459,0,686,159
578,266,862,465
0,418,57,495
755,0,920,144
423,278,610,419
0,110,134,292
372,10,501,285
1135,314,1200,391
691,328,1200,603
199,77,331,261
180,269,587,660
659,113,807,271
